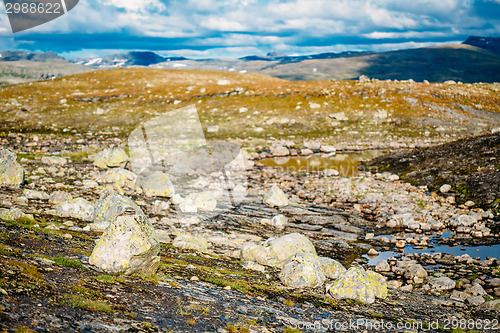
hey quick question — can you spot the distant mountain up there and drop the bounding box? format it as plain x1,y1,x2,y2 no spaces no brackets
73,51,187,67
0,51,62,61
463,36,500,55
239,51,371,63
0,37,499,84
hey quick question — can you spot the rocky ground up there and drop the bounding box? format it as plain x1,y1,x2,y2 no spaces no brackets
0,69,499,332
362,132,500,212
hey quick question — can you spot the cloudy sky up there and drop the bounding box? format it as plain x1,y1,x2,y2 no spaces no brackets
0,0,499,58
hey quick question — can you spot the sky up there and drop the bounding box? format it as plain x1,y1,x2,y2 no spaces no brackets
0,0,499,59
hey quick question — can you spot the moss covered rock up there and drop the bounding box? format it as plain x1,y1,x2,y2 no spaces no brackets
241,233,316,267
93,148,129,169
319,257,346,279
328,266,387,304
137,171,175,197
55,198,94,222
89,210,160,275
280,252,325,288
0,207,34,222
91,191,145,231
0,149,24,187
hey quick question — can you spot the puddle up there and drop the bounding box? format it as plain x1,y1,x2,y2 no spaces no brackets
365,243,500,267
258,150,388,177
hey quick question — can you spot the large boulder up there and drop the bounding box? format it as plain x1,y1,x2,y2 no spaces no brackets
55,198,94,222
89,209,160,275
241,233,316,267
0,149,24,187
280,252,325,288
328,266,387,304
263,185,288,207
91,191,145,231
137,171,175,197
93,148,129,169
319,257,346,279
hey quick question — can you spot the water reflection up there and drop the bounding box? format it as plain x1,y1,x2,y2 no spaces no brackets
258,150,388,177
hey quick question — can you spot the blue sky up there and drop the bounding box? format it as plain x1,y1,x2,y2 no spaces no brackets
0,0,499,59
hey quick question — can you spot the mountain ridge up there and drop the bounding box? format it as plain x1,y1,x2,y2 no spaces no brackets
0,36,499,83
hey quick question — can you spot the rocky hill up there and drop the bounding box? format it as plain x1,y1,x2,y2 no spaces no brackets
464,36,500,55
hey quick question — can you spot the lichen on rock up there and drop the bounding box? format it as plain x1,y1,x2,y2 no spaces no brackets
89,209,160,275
0,149,24,187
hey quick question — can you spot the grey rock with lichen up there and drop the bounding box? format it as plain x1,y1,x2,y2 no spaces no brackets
55,198,94,222
93,148,129,169
280,252,325,288
0,149,24,187
91,190,145,231
89,209,159,275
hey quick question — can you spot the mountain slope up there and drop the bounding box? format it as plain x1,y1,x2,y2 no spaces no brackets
464,36,500,55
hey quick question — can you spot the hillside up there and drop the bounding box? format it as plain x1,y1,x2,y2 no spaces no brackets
0,68,498,150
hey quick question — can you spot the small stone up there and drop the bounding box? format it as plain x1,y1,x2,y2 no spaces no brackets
375,260,390,272
395,240,406,248
242,261,266,273
367,248,379,256
49,191,72,204
223,285,231,290
301,149,313,156
440,184,452,193
365,233,374,240
467,296,485,306
320,145,336,153
387,280,403,289
137,171,175,197
190,276,199,281
429,277,455,291
54,198,94,222
399,285,413,292
93,148,129,169
24,189,49,200
404,264,428,281
465,201,475,207
63,233,72,240
263,185,288,207
270,146,290,156
271,214,287,230
207,125,219,133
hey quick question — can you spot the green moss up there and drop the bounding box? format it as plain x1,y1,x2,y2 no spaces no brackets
64,293,113,313
94,274,125,284
225,324,250,333
53,256,82,269
70,285,102,299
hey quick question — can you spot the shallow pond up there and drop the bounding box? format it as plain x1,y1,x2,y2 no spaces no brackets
257,150,388,176
365,233,500,267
